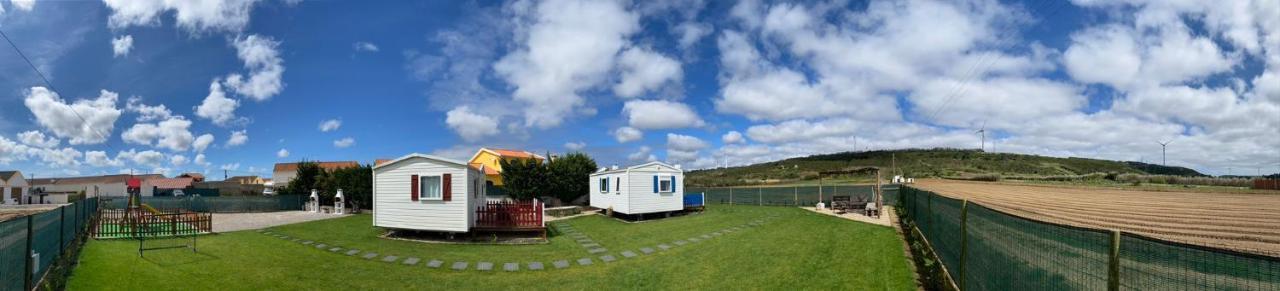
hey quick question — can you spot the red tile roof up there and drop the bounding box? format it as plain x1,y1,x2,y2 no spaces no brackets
273,161,360,172
147,178,194,189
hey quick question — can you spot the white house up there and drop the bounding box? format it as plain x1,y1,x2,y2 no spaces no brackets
372,153,488,233
28,174,162,200
589,161,684,215
1,171,29,205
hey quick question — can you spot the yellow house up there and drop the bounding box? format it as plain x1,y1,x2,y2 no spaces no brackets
468,148,545,186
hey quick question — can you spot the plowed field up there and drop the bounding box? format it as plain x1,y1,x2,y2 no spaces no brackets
913,179,1280,256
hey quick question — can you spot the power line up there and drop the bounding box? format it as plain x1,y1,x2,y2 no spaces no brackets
0,27,114,150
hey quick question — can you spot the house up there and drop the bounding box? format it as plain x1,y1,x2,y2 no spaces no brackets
178,173,206,182
226,176,267,185
28,174,164,198
373,153,490,233
467,148,545,187
145,177,195,196
588,161,685,215
272,161,360,186
1,171,29,204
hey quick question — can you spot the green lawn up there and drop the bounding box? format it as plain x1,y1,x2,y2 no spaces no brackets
67,205,915,290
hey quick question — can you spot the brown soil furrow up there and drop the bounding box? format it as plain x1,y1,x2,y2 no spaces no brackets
957,191,1280,225
979,198,1280,238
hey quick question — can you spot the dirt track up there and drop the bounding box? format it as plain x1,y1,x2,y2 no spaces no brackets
912,179,1280,256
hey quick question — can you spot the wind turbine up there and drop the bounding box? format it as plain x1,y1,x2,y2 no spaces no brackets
1157,140,1172,166
975,120,987,152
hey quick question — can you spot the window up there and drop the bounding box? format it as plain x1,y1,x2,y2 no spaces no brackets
599,178,608,193
419,175,442,200
615,177,621,192
659,176,673,193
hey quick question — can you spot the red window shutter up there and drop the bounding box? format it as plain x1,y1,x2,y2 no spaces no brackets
411,174,419,201
442,173,452,201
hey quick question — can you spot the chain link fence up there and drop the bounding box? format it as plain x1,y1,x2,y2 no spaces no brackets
686,184,899,207
0,197,99,291
898,186,1280,290
98,195,305,213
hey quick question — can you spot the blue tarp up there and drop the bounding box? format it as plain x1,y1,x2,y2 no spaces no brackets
683,192,705,207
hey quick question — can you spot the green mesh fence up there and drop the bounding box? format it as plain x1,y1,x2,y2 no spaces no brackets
900,186,1280,290
0,198,99,290
0,218,26,291
1119,234,1280,290
688,185,898,206
100,195,304,212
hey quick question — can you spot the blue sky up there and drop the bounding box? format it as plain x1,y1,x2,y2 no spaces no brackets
0,0,1277,179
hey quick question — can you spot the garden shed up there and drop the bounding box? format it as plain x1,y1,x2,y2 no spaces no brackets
373,153,544,234
589,161,684,215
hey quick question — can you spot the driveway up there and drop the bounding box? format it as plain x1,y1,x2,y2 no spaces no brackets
213,211,350,232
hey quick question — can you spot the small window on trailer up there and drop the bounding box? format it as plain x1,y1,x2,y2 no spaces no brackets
599,177,609,193
615,177,620,192
419,175,443,200
658,176,674,193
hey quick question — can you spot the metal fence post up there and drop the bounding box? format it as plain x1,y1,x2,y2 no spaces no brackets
793,186,798,206
24,215,33,291
1109,230,1121,291
729,187,734,205
758,187,762,206
959,200,969,291
60,206,66,250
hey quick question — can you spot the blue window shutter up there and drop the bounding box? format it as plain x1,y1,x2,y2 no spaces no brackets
652,175,658,193
672,176,678,192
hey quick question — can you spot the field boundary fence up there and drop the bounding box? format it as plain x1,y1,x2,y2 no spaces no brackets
0,197,99,291
897,186,1280,290
98,195,305,213
686,184,899,207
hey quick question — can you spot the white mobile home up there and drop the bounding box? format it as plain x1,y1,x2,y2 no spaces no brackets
589,162,684,215
373,153,487,233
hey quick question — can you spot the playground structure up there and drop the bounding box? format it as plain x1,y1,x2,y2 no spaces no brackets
91,177,211,256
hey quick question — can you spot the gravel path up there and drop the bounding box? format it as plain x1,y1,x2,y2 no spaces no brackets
213,211,349,232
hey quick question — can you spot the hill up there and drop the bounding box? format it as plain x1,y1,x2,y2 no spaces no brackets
686,148,1207,187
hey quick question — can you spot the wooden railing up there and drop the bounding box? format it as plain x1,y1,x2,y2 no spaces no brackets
93,208,212,239
474,200,543,229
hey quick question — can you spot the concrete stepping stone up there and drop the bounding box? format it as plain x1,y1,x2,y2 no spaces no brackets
576,239,594,244
528,262,545,270
302,241,314,245
600,255,617,262
553,260,570,269
291,238,300,242
427,259,444,268
345,249,361,256
577,258,593,266
362,252,379,259
712,232,723,236
639,247,655,254
504,263,519,272
581,243,601,248
403,258,420,265
657,244,671,250
674,240,688,246
329,247,342,252
381,255,399,263
621,251,637,258
477,262,494,271
588,248,607,254
689,238,701,242
451,262,469,270
315,244,328,249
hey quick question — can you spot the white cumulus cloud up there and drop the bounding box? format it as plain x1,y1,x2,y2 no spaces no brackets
195,80,244,126
17,131,60,148
23,87,122,145
722,131,744,144
225,130,248,147
318,119,341,132
614,47,683,98
277,148,289,158
353,41,378,52
613,126,643,143
193,134,214,153
103,0,262,33
445,106,499,141
333,137,355,148
112,35,133,57
622,100,704,129
224,34,285,101
120,117,196,151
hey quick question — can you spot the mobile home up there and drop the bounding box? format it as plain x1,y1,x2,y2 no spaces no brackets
372,153,487,233
588,162,684,215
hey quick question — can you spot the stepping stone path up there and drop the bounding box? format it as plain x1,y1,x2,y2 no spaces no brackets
260,213,783,272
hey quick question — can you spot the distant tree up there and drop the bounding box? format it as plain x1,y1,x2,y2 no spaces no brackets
546,152,597,203
284,161,322,196
320,164,373,208
499,158,546,200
